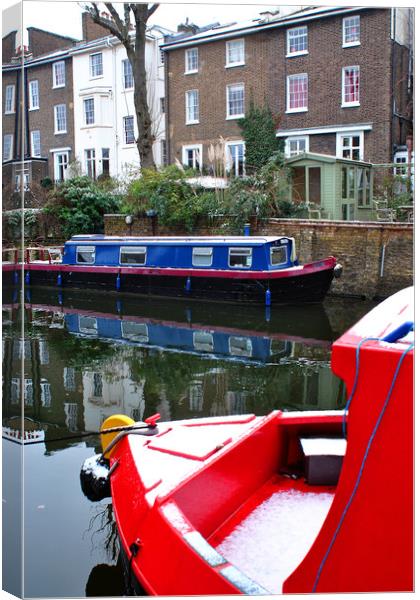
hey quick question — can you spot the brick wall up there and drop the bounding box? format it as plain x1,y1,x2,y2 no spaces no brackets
27,27,76,57
2,30,17,62
104,214,413,300
166,8,397,167
81,12,111,42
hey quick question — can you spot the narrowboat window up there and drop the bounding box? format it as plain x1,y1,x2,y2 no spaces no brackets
192,247,213,267
121,321,149,342
270,246,288,266
76,246,95,264
120,246,147,265
193,331,214,352
79,316,98,335
228,247,252,268
229,336,252,357
270,339,289,357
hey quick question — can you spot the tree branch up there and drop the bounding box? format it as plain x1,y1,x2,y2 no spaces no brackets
87,2,124,41
147,3,159,19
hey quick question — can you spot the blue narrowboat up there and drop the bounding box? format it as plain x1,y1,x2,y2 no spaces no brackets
10,235,342,304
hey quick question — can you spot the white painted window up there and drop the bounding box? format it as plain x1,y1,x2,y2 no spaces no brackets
24,379,33,405
226,83,245,118
228,247,252,268
185,47,198,73
5,84,15,113
31,130,41,157
122,59,134,88
287,73,308,112
185,89,199,123
3,134,13,161
85,148,96,179
123,116,135,144
52,61,65,87
226,39,245,67
89,52,103,78
287,26,308,56
29,80,39,109
192,247,213,267
226,141,245,176
285,136,309,157
54,104,67,133
182,144,202,170
40,379,51,407
271,246,288,266
101,148,110,176
83,97,95,125
336,132,363,160
120,246,147,265
342,66,360,106
63,367,76,391
343,15,360,47
54,151,69,181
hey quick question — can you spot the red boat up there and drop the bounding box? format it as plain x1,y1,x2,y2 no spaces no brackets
95,286,413,594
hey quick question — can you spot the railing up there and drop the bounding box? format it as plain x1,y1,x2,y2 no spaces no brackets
2,246,63,264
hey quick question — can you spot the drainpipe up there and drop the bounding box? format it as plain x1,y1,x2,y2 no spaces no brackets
107,37,118,176
380,243,386,278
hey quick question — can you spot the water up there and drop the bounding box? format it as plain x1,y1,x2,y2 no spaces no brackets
2,286,377,597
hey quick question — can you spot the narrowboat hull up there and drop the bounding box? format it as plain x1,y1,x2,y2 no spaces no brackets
4,257,338,304
96,287,413,595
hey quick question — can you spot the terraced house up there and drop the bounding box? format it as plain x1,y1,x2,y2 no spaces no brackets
2,27,77,198
162,6,413,175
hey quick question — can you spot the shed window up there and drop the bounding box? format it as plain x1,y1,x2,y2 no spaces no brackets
76,246,95,264
121,321,149,342
120,246,147,265
229,247,252,268
193,331,214,352
271,246,287,266
192,247,213,267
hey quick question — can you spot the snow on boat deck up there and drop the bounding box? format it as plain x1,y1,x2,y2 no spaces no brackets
216,488,334,593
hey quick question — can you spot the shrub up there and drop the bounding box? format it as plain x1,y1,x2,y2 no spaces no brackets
238,103,280,173
44,176,121,239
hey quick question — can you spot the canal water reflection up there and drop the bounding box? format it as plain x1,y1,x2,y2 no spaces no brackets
2,287,377,597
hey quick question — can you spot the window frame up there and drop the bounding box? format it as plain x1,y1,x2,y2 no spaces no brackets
29,80,39,110
185,89,199,124
121,321,149,342
192,331,214,352
52,61,65,88
76,246,96,265
83,97,95,125
226,141,246,176
226,38,245,68
185,47,198,74
85,148,96,179
5,84,15,114
342,15,361,47
336,131,364,161
53,150,69,182
119,246,147,265
89,52,103,79
226,83,245,119
285,135,309,157
31,130,41,157
54,104,67,134
342,65,360,107
122,58,134,89
228,247,253,269
228,335,253,357
270,245,288,266
192,247,213,267
123,115,135,145
286,26,308,57
286,73,308,113
3,134,13,161
182,144,203,170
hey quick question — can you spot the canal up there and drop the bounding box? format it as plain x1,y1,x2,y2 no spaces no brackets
2,287,377,597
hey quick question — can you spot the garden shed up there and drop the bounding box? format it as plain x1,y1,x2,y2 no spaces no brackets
286,152,375,221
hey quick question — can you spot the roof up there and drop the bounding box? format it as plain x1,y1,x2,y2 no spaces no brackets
285,152,373,167
69,235,287,245
161,6,373,50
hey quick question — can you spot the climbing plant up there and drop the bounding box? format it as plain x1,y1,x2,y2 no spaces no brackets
238,102,280,173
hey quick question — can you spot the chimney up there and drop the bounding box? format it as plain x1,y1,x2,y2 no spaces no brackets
82,11,111,42
11,44,33,62
177,18,199,35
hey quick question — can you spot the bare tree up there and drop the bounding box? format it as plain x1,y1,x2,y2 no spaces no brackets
85,2,159,170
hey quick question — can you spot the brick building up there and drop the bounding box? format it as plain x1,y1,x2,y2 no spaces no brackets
162,6,413,175
2,28,77,199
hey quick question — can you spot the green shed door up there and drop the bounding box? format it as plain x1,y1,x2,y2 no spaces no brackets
308,167,321,204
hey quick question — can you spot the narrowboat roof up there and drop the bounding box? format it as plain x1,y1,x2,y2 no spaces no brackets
68,235,290,246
